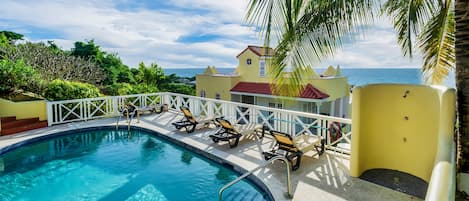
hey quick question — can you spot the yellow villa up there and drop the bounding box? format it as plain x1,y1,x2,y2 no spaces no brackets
196,45,350,117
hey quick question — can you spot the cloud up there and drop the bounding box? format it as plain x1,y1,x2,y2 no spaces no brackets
321,19,423,68
0,0,422,69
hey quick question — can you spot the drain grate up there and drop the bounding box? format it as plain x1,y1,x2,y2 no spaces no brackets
359,168,428,199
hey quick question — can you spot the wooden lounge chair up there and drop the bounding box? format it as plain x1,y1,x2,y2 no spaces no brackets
209,118,264,148
263,130,325,171
172,106,216,133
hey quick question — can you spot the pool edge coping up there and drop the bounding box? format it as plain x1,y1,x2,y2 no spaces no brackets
0,125,277,201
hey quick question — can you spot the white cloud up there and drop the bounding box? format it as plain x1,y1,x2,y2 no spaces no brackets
320,19,422,68
0,0,422,69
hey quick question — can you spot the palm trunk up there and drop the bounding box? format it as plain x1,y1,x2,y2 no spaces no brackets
455,0,469,172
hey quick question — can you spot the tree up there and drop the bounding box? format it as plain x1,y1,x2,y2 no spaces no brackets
136,62,165,87
246,0,374,96
455,0,469,172
71,40,103,61
0,59,42,95
0,31,24,41
71,40,134,85
0,42,103,85
247,0,469,172
382,0,454,84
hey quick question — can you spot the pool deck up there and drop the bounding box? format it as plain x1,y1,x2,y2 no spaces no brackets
0,111,422,201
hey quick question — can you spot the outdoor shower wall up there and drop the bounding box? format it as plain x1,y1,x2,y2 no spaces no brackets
350,84,455,183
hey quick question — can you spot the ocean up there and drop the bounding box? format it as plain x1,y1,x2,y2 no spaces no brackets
163,68,456,87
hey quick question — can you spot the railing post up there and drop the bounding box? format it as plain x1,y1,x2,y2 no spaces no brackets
46,101,53,126
290,114,296,135
164,93,172,109
176,96,182,109
113,96,119,116
207,100,214,117
142,94,147,107
84,100,89,121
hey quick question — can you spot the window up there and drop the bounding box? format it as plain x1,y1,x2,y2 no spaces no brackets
247,58,252,65
259,60,266,77
200,90,206,98
215,93,220,100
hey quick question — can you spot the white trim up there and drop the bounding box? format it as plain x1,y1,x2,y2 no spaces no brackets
230,91,330,103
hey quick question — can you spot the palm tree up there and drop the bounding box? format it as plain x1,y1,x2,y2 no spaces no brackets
246,0,375,96
246,0,468,171
455,0,469,172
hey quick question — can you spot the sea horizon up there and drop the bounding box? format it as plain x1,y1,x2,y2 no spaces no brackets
163,67,455,88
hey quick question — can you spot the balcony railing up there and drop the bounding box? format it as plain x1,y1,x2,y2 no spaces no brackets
46,92,352,154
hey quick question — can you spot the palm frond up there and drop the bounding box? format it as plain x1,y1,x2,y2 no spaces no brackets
247,0,375,97
382,0,436,57
418,0,455,84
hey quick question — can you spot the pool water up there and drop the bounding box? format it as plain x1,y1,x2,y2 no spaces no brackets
0,129,271,201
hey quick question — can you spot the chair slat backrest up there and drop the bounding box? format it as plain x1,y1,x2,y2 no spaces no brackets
180,107,196,123
270,130,298,152
215,118,234,130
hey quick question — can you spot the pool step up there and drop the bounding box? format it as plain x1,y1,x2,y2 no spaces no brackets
0,117,47,136
222,188,268,201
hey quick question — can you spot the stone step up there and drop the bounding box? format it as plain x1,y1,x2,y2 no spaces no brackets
0,116,16,123
1,118,40,130
1,121,47,135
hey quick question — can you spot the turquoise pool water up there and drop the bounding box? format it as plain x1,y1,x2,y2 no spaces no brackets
0,128,271,201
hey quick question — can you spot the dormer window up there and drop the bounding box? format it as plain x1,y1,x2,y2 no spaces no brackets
247,58,252,65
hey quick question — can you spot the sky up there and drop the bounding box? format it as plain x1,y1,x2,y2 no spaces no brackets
0,0,423,69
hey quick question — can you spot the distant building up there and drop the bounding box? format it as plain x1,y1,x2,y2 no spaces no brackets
196,45,350,117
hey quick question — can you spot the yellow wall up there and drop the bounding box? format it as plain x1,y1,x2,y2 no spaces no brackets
350,84,456,183
301,77,349,100
0,98,47,121
196,47,349,103
236,49,271,83
196,74,240,100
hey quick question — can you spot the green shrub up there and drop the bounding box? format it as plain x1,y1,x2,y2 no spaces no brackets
160,83,195,95
102,83,159,96
102,83,133,96
130,84,159,94
44,80,101,101
0,59,42,95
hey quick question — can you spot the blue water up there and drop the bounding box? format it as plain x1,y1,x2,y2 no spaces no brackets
164,68,456,87
0,129,270,201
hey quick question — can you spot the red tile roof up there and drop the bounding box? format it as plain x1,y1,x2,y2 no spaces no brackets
236,46,274,58
300,84,330,99
230,82,329,99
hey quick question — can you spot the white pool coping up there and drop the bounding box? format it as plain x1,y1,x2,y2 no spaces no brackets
0,111,422,201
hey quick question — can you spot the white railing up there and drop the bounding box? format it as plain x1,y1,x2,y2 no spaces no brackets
47,92,352,154
46,93,162,125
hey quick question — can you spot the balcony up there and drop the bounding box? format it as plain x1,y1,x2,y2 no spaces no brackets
0,91,455,200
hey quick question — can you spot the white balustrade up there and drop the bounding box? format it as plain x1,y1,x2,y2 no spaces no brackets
46,92,352,154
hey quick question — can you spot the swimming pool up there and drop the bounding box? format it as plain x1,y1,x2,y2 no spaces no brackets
0,128,273,201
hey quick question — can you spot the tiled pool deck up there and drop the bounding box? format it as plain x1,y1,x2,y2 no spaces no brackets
0,111,421,201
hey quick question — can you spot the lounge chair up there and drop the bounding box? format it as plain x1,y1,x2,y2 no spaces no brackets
263,130,325,171
209,118,264,148
172,106,216,133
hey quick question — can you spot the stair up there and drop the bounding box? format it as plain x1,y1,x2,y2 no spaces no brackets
1,116,48,136
222,188,268,201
